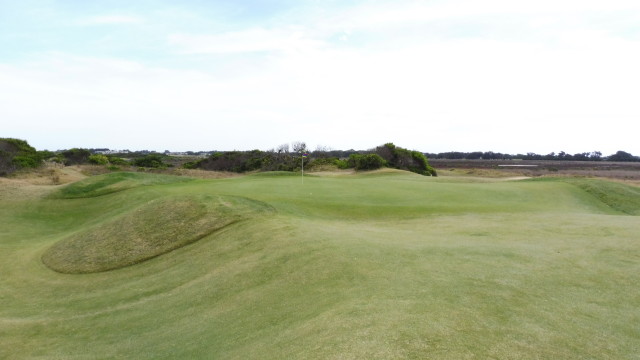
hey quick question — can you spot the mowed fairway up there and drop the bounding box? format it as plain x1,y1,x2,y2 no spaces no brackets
1,170,639,359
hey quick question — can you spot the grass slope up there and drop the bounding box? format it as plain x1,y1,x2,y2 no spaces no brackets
54,171,193,198
1,171,639,359
562,178,640,215
42,194,273,273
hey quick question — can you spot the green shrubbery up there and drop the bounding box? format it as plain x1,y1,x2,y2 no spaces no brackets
192,143,436,176
0,138,46,176
375,143,437,176
348,154,387,170
133,154,168,169
60,148,91,165
197,150,306,173
88,154,109,165
107,156,128,166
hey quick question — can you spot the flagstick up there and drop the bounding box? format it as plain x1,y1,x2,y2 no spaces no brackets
301,154,304,184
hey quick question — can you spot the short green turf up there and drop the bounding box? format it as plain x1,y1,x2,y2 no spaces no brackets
1,171,639,359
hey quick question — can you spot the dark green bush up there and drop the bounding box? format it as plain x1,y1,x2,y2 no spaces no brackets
375,143,437,176
0,138,44,175
182,161,200,170
61,148,91,165
348,154,387,170
133,154,167,168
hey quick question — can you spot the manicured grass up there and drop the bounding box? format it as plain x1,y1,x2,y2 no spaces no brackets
1,170,639,359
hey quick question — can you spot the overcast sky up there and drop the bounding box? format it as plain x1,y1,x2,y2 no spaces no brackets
1,0,639,154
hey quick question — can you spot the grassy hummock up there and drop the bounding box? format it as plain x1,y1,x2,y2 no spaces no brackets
53,172,193,198
42,195,271,273
526,177,640,215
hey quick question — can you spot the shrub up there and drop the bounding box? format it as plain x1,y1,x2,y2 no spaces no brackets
12,155,41,168
0,138,44,175
375,143,437,176
107,156,128,166
307,157,343,170
133,154,167,168
348,153,387,170
61,148,91,165
88,154,109,165
336,159,350,169
182,161,200,170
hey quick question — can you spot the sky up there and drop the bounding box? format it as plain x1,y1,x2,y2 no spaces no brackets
1,0,639,155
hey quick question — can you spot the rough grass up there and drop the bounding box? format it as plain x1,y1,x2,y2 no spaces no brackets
1,171,640,359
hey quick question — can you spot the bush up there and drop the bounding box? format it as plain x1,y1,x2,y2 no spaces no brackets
375,143,437,176
348,154,387,170
88,154,109,165
197,150,297,172
107,156,128,166
0,138,44,175
336,159,350,169
133,154,167,169
11,155,41,168
182,161,200,170
61,148,91,165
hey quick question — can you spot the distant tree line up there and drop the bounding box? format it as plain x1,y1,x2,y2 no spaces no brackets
426,150,640,162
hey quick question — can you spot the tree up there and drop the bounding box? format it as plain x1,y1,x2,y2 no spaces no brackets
590,151,602,161
276,143,289,154
291,141,307,154
607,151,637,162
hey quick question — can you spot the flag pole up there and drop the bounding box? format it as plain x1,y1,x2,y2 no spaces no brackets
301,153,304,184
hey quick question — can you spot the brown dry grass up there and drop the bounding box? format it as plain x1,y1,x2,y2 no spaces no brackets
170,168,240,179
7,164,88,185
0,164,90,200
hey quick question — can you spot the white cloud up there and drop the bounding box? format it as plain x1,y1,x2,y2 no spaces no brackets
3,0,640,153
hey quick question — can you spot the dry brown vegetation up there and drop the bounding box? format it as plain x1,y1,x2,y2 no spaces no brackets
431,159,640,185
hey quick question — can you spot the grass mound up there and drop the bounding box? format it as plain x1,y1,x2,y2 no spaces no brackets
53,172,193,198
42,195,273,273
568,178,640,215
527,177,640,215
